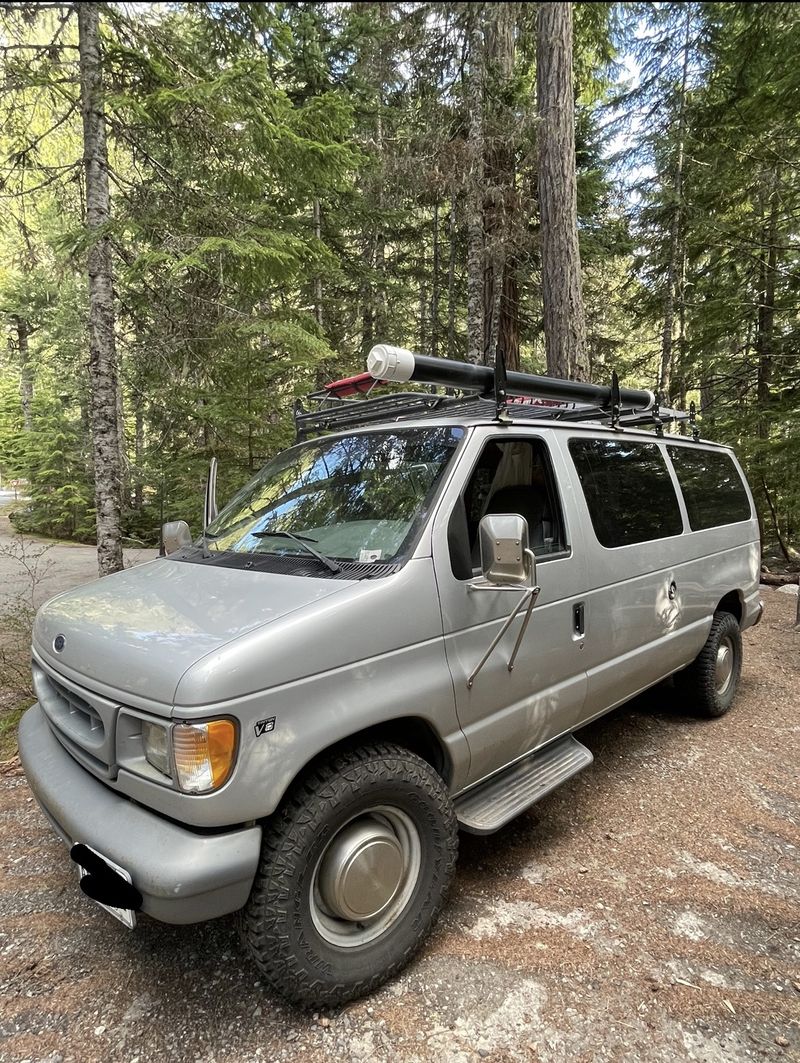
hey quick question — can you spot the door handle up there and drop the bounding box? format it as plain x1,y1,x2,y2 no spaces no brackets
573,602,585,637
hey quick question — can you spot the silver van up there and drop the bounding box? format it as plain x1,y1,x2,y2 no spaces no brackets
18,348,762,1007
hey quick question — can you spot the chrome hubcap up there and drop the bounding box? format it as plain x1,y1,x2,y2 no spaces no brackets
310,807,421,947
318,820,403,921
715,637,735,695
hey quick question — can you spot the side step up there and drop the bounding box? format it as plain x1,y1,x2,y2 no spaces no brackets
454,735,593,835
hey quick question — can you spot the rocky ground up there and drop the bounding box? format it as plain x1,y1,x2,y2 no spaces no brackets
0,541,798,1061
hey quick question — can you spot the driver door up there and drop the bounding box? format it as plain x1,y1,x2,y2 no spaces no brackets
431,429,588,786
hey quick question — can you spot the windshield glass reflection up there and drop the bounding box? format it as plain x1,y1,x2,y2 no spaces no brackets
204,427,464,564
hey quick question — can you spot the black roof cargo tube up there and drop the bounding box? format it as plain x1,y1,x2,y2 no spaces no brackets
367,345,656,413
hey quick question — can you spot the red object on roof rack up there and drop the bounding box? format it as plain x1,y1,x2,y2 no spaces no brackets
323,372,387,399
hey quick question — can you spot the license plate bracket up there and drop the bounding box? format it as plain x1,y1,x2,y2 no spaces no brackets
72,843,138,930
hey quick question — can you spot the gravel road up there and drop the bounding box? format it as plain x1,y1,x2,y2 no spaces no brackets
1,578,798,1063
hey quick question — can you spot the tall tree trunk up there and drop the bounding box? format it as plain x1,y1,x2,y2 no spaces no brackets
431,200,440,357
360,233,375,357
78,2,124,576
447,191,457,358
756,171,779,442
359,2,389,352
761,477,792,564
675,242,688,420
117,370,127,507
14,316,34,431
658,3,691,403
418,257,428,353
755,170,781,555
373,2,389,340
133,402,144,508
498,270,520,371
313,196,323,329
484,261,503,359
484,2,516,366
466,8,485,364
536,1,587,381
373,170,387,338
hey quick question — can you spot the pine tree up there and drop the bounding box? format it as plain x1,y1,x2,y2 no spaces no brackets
537,1,588,380
78,3,124,575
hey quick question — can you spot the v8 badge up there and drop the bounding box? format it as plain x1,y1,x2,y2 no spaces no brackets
254,717,276,737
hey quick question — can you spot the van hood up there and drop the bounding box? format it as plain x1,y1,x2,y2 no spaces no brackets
33,557,352,708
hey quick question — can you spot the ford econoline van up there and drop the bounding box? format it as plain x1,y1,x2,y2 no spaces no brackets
18,348,762,1006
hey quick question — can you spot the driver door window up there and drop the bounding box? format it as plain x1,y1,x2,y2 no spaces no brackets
449,437,567,579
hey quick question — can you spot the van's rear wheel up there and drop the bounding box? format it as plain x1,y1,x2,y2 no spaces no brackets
241,742,458,1008
676,610,742,717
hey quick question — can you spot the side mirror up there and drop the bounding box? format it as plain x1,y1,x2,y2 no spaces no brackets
162,520,192,555
478,512,536,587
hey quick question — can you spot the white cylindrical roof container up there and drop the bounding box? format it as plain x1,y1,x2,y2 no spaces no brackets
367,344,417,382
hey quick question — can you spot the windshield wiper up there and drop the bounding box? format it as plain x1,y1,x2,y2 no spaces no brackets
253,529,341,574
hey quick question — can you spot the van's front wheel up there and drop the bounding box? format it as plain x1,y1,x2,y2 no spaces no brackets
676,610,742,717
241,742,458,1008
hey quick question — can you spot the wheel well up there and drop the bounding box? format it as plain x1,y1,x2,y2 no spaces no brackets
295,718,452,790
716,591,742,623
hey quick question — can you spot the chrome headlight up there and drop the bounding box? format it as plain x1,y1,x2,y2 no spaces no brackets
137,716,238,793
142,720,172,778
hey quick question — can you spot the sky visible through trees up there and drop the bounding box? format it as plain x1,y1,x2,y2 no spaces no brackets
0,1,797,570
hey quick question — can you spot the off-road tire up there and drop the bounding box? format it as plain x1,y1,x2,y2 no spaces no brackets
240,742,458,1008
675,610,742,718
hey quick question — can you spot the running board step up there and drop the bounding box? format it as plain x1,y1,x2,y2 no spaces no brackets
454,735,593,835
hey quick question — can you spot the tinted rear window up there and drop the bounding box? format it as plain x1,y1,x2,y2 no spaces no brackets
569,438,683,548
667,446,751,530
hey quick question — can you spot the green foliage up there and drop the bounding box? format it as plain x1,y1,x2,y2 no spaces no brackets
619,1,800,557
11,395,94,541
1,1,796,560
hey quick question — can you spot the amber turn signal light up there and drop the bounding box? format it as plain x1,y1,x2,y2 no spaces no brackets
172,718,238,793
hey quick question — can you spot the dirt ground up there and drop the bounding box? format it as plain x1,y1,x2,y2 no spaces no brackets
0,571,798,1062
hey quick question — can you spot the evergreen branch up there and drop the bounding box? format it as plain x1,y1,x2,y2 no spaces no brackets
0,42,77,52
0,161,80,198
4,97,80,164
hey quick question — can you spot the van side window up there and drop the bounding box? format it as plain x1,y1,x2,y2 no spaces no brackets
569,438,683,548
449,438,566,579
667,446,751,530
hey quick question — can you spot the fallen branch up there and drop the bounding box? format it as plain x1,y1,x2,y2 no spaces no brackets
0,755,22,776
759,570,800,587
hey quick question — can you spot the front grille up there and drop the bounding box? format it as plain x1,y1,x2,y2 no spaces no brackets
32,659,120,779
51,677,103,737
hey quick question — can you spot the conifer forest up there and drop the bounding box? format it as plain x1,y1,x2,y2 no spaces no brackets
1,2,798,573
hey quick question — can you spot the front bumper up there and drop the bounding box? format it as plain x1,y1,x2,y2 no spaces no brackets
18,704,262,925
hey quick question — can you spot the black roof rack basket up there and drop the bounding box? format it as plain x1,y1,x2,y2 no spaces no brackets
294,351,690,439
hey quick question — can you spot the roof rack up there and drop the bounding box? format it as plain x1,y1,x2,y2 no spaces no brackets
294,348,690,440
294,390,449,439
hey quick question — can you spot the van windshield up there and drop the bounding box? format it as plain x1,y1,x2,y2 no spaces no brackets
203,427,464,568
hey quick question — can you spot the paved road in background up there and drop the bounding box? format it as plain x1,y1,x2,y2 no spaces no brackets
0,518,157,611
